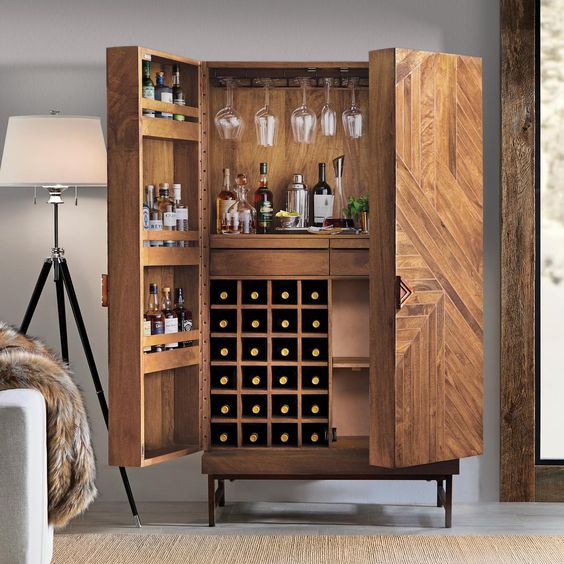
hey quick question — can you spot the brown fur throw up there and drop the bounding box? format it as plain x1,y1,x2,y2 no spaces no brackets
0,322,97,527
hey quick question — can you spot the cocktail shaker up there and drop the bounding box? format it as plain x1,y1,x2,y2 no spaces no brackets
286,174,309,228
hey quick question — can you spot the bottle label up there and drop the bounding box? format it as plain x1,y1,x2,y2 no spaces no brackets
258,200,273,227
142,86,155,99
143,207,150,230
180,316,193,332
152,320,164,335
149,219,163,230
163,211,176,228
161,92,173,103
164,317,178,348
143,320,151,337
314,194,334,223
175,208,188,230
218,199,234,223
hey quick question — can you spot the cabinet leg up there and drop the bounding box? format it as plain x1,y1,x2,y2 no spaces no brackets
437,480,445,508
445,475,453,528
208,476,215,527
217,479,225,507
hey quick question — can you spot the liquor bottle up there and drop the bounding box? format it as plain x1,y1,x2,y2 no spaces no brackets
142,61,155,117
173,183,188,246
145,283,164,352
216,168,236,234
174,288,193,347
156,184,175,246
155,71,173,118
143,185,153,247
310,163,333,227
143,313,151,354
161,287,178,349
172,64,186,121
254,162,274,233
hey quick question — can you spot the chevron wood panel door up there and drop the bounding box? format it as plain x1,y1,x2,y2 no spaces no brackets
369,49,483,468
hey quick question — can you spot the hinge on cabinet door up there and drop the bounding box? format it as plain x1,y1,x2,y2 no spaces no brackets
101,274,109,307
396,276,413,310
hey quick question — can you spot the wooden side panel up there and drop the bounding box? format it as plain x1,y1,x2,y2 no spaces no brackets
107,47,144,467
369,49,483,469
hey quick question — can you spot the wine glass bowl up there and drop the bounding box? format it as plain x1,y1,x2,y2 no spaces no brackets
320,78,337,137
342,77,363,139
214,78,245,141
291,77,317,144
255,79,278,147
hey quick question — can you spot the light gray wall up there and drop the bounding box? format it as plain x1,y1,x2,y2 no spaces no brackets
0,0,499,504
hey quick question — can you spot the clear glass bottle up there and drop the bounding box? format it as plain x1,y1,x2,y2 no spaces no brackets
216,168,236,234
145,283,164,352
227,173,256,234
173,183,188,246
155,71,173,119
172,64,186,121
142,61,155,118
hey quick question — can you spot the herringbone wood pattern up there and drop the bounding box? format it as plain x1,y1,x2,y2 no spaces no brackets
394,50,483,466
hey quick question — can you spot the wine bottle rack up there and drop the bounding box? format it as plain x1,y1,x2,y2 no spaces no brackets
209,278,331,448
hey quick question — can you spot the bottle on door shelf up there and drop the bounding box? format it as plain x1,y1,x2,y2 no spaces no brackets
143,185,152,246
310,162,333,227
172,64,186,121
142,61,155,117
174,287,193,347
254,162,274,233
156,183,176,246
173,183,188,246
161,287,178,349
155,71,173,118
145,283,165,353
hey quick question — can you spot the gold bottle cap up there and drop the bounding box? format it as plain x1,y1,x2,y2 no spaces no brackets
251,375,261,385
251,404,261,414
219,433,228,443
311,376,320,385
220,291,228,300
251,291,259,300
281,319,290,329
311,404,320,414
250,347,259,357
312,348,320,357
281,347,289,357
311,291,319,300
220,347,229,357
219,376,229,385
281,291,289,300
249,433,258,443
219,319,228,328
279,376,288,385
311,433,319,443
280,404,289,414
251,319,260,328
220,404,230,414
312,320,321,329
280,432,289,443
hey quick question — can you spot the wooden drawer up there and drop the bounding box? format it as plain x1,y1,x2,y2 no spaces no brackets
330,249,369,276
210,250,329,277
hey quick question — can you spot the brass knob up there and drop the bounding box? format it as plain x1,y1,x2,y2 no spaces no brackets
251,319,260,329
251,404,261,414
281,319,290,329
250,347,259,357
280,432,289,443
281,291,289,300
219,433,228,443
220,404,230,414
281,347,289,357
311,348,320,358
311,404,320,414
219,319,228,328
311,433,319,443
249,432,258,443
311,376,320,386
279,375,288,385
311,291,319,300
219,376,229,386
251,375,261,386
220,291,228,300
280,404,290,414
251,291,259,300
220,347,229,357
312,320,321,329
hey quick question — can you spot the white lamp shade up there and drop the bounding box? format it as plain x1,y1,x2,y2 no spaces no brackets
0,115,107,187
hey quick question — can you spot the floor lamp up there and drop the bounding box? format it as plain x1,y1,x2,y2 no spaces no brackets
0,113,141,526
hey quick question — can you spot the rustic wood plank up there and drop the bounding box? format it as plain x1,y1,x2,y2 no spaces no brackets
500,0,537,502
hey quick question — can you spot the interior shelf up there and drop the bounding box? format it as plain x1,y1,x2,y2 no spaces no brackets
143,443,200,466
141,116,199,142
142,246,199,266
144,345,199,373
143,230,199,241
143,329,198,348
332,357,369,369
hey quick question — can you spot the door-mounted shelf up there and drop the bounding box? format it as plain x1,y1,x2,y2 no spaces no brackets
142,247,199,266
144,345,199,373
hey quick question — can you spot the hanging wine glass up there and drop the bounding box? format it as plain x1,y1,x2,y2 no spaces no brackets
291,77,317,144
214,78,244,141
342,77,363,139
320,78,337,137
255,79,278,147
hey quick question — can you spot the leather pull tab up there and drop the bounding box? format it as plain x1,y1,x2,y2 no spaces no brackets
396,276,413,309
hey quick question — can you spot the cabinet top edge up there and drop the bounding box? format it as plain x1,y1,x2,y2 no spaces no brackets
107,46,201,66
206,61,369,69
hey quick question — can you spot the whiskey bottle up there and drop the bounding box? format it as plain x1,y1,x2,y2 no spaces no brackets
142,60,155,117
216,168,236,234
254,162,274,233
143,313,151,354
174,288,193,347
310,162,333,226
162,287,178,349
156,184,175,246
172,64,186,121
145,283,165,352
155,71,173,118
143,185,152,230
173,183,188,246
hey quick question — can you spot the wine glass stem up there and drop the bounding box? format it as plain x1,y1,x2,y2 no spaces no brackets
302,83,307,106
351,84,356,107
265,85,270,108
226,83,233,107
325,81,330,104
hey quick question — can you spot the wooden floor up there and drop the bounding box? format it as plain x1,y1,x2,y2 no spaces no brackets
60,501,564,536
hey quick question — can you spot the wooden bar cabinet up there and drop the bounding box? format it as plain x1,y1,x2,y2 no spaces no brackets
106,46,483,527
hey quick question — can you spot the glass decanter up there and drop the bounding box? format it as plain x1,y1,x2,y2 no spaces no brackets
226,173,256,234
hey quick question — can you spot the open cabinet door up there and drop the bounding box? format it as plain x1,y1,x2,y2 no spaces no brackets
368,48,483,468
107,46,206,467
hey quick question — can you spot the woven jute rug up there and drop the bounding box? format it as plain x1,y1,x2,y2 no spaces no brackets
52,534,564,564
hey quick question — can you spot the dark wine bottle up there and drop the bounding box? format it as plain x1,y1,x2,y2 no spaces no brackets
310,163,333,226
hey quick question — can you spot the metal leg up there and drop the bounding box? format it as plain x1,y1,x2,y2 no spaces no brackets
208,476,216,527
437,480,445,508
20,260,52,334
54,263,69,363
217,479,225,507
59,259,141,526
445,475,453,528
